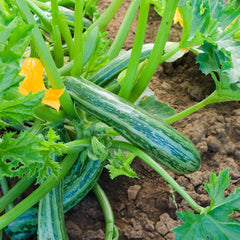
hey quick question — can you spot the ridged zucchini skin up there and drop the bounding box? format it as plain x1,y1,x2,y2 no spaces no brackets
38,180,68,240
64,76,201,174
63,157,105,212
4,207,38,239
89,43,154,86
4,156,104,239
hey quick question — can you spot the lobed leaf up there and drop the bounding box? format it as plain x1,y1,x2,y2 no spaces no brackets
138,95,176,120
173,169,240,240
106,149,138,179
179,0,240,46
0,92,44,128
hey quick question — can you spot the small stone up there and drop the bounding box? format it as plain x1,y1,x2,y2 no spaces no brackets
233,109,240,116
165,232,176,240
187,172,203,187
155,221,169,236
188,86,203,101
197,141,208,156
220,158,240,180
159,213,178,231
127,185,142,200
207,136,221,152
142,218,155,232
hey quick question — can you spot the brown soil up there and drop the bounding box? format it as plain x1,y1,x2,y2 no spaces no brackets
2,1,240,240
65,1,240,240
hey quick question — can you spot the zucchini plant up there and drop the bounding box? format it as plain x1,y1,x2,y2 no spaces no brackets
0,0,240,239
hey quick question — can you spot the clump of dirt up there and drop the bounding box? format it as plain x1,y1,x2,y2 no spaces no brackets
65,1,240,240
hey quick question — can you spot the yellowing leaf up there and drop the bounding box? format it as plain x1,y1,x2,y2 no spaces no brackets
42,88,65,111
173,7,183,27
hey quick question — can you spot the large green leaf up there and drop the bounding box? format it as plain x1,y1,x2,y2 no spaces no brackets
0,129,66,182
173,169,240,240
0,92,44,128
179,0,240,46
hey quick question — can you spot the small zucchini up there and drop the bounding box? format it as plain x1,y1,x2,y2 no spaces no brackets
4,156,104,239
64,76,201,174
89,43,154,87
4,207,38,239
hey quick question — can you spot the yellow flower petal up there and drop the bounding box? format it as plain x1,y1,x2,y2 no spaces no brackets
173,7,183,27
19,58,46,95
42,88,65,111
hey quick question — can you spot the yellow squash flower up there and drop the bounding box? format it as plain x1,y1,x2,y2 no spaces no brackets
19,58,64,111
173,7,183,27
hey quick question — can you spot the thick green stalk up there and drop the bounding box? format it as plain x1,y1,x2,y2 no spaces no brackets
58,11,74,59
118,0,150,99
51,0,64,68
64,139,91,153
30,0,50,11
16,0,76,118
27,0,52,32
107,0,141,60
111,141,205,214
92,183,118,240
129,0,179,103
0,153,79,230
165,90,219,124
89,0,123,32
0,175,36,214
0,177,14,212
71,0,84,76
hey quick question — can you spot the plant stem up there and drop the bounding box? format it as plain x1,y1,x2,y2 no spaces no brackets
165,91,218,124
118,0,150,99
89,0,123,32
107,0,141,60
111,141,205,213
30,0,50,11
129,0,179,103
16,0,77,118
71,0,84,76
64,139,91,153
0,153,79,230
0,175,36,214
92,183,118,240
57,11,74,59
0,177,14,212
51,0,64,68
27,0,52,32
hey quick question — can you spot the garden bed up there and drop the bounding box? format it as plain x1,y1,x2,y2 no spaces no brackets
64,1,240,240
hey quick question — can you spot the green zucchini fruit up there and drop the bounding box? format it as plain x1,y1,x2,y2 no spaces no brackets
4,156,104,239
38,180,68,240
4,207,38,239
89,43,154,87
64,76,201,174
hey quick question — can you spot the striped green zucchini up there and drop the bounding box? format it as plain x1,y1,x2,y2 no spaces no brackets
38,180,68,240
64,76,201,174
4,156,104,239
4,207,38,239
89,43,154,87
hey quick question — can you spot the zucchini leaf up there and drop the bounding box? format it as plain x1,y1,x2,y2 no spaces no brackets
196,39,240,101
0,92,44,128
173,169,240,240
138,95,176,120
0,8,44,127
106,149,138,179
0,129,66,183
179,0,240,46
